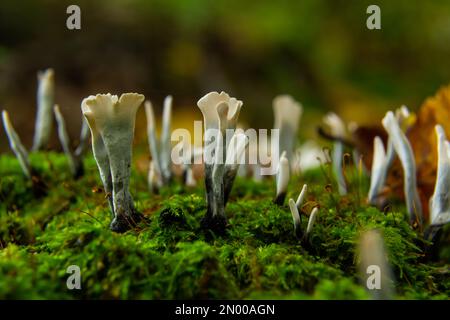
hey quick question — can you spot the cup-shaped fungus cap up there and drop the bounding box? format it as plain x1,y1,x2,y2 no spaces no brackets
197,91,243,131
81,93,144,134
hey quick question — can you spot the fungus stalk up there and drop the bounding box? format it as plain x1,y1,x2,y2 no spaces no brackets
323,112,347,195
358,230,394,300
144,96,173,192
273,95,302,162
54,105,88,178
2,110,31,178
427,125,450,239
82,93,144,232
274,151,289,205
368,137,388,206
32,68,55,151
197,91,245,231
382,111,423,226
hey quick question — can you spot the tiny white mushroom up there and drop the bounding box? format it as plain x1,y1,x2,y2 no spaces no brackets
74,117,90,157
358,230,394,300
382,111,423,226
144,100,164,188
288,198,302,238
197,91,243,228
323,112,347,195
82,93,144,232
273,95,303,162
2,110,31,178
160,95,173,183
429,125,450,227
32,68,55,151
185,167,197,187
274,151,289,205
295,184,307,211
368,136,388,206
54,104,84,178
305,207,318,239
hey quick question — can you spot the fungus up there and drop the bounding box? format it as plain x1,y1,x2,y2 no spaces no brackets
368,136,388,206
144,96,173,192
2,110,32,178
382,111,423,226
323,112,347,195
274,151,289,205
197,91,245,231
427,125,450,239
357,229,394,300
81,93,144,232
288,198,302,238
273,95,303,162
295,184,307,211
305,207,318,239
32,68,55,151
53,105,88,178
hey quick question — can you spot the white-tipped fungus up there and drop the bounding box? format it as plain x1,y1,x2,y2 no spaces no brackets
323,112,347,195
358,230,394,300
32,68,55,151
288,198,302,238
382,111,423,226
295,184,307,211
2,110,31,178
197,91,243,230
82,93,144,232
53,105,85,178
274,151,289,205
429,125,450,228
305,207,318,239
144,97,173,191
368,136,388,205
273,95,303,162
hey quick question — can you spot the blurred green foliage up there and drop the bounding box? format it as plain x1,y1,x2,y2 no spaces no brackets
1,0,450,149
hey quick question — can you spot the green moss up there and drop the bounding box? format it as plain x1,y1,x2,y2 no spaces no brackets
0,152,448,299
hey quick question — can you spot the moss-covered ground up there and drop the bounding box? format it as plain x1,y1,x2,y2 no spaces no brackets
0,152,448,299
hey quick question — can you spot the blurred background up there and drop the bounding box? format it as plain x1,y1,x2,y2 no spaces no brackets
1,0,450,151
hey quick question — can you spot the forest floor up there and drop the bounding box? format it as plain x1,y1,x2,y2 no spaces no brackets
0,152,448,299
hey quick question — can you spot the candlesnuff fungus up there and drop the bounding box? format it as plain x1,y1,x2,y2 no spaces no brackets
144,96,173,192
54,105,89,178
273,95,303,162
323,112,347,195
32,68,55,151
368,107,415,207
295,184,307,211
382,111,423,226
357,229,394,300
427,125,450,239
288,198,302,238
274,151,289,205
368,136,388,206
305,207,318,239
197,91,246,231
2,110,31,178
2,110,46,195
82,93,145,232
288,191,318,242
